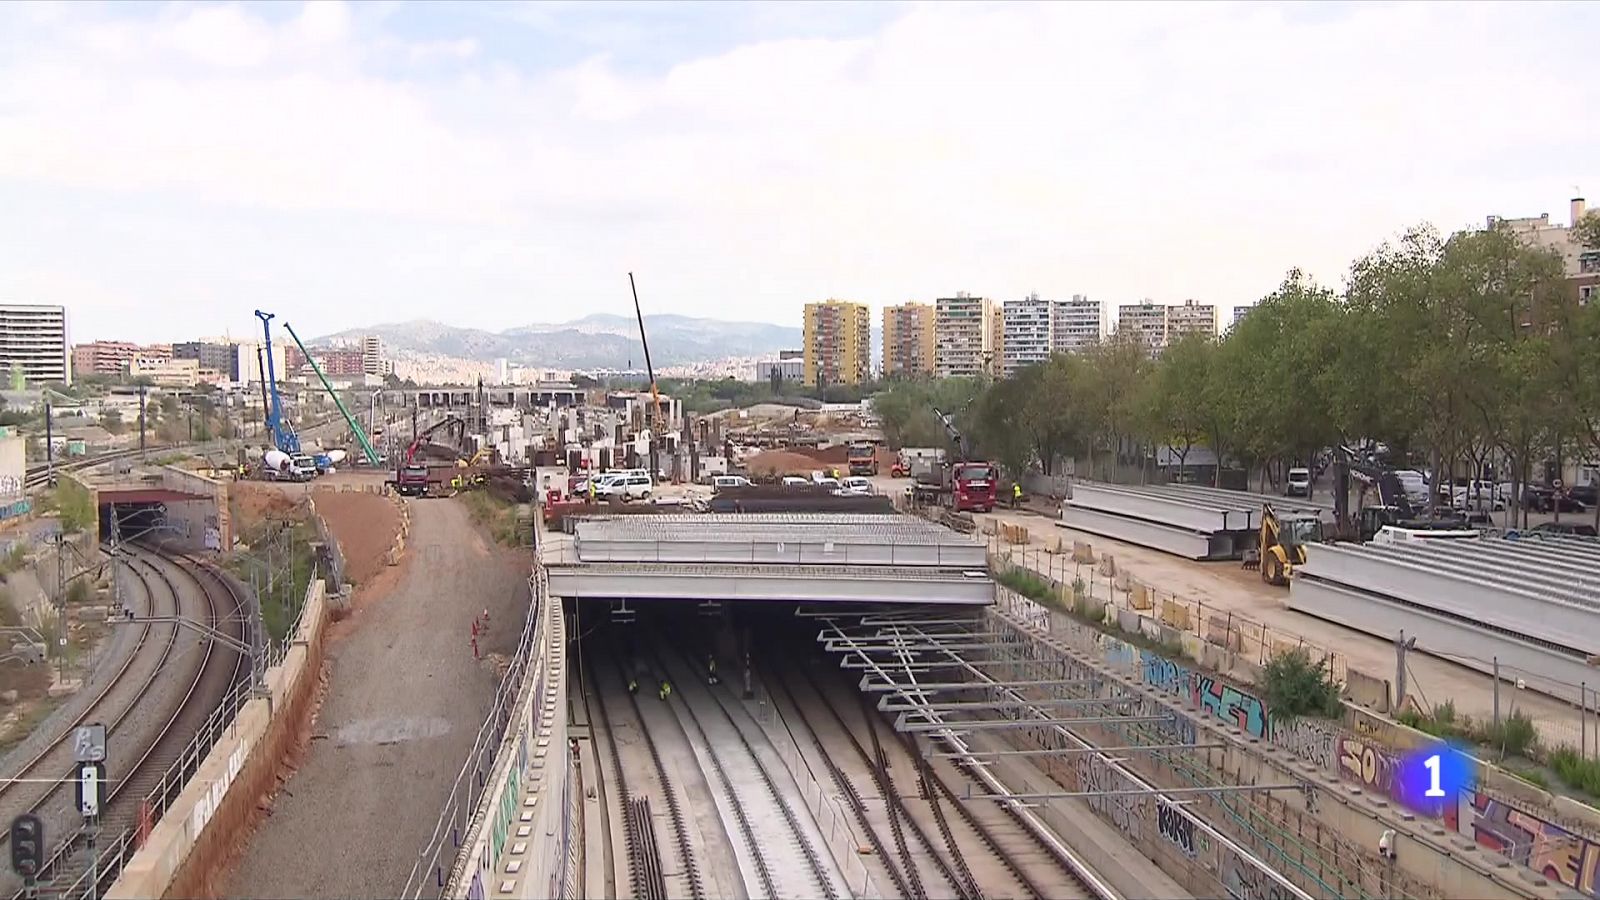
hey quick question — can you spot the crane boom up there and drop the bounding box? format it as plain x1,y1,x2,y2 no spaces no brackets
253,309,299,454
281,323,382,466
629,272,663,474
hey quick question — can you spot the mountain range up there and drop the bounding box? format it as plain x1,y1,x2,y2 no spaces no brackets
315,314,802,369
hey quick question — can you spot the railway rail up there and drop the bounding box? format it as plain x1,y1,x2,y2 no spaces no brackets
655,642,844,900
0,544,247,899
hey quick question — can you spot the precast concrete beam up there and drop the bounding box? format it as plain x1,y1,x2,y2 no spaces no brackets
1058,506,1230,560
1290,576,1600,709
1299,543,1600,655
547,562,994,605
574,536,987,568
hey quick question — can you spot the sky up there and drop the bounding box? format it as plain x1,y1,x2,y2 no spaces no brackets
1,0,1597,344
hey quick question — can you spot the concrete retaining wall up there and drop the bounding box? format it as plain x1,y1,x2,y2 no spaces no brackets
107,578,330,899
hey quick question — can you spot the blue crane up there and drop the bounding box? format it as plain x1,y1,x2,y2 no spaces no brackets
254,309,300,454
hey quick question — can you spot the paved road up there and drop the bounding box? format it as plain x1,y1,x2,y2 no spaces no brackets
222,498,531,898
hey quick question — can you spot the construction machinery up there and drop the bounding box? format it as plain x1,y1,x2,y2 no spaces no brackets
847,442,878,476
1249,503,1323,586
281,321,381,467
253,310,299,455
1332,445,1470,541
911,408,998,512
629,272,664,477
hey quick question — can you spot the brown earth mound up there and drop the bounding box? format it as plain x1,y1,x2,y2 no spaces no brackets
231,484,303,531
745,450,831,476
310,493,401,585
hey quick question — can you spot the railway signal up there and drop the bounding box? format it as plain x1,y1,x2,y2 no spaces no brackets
9,813,42,887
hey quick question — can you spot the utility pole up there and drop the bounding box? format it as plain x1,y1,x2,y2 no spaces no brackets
44,401,53,484
1395,630,1417,712
137,384,148,452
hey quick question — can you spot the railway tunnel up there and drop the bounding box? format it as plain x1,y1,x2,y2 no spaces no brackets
68,463,231,552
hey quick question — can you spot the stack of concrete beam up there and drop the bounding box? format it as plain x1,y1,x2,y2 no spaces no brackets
1058,481,1332,560
573,513,987,568
1292,533,1600,704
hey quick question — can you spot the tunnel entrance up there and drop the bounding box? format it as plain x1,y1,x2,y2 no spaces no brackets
95,488,214,549
100,501,167,542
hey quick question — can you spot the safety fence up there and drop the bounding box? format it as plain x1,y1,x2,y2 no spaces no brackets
402,569,547,899
988,537,1352,686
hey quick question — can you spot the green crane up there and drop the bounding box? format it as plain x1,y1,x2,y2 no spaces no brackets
281,322,382,466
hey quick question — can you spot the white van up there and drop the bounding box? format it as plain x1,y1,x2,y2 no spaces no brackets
601,473,653,501
713,475,752,490
1286,467,1311,497
781,476,811,488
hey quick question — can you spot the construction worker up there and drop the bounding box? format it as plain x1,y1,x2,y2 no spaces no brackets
1012,481,1023,509
587,478,596,503
707,654,719,686
659,679,672,702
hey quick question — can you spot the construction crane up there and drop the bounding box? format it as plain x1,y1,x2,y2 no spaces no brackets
280,322,382,467
253,310,299,454
629,272,664,476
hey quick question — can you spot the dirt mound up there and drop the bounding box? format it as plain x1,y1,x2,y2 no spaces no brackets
311,493,401,585
232,484,303,531
745,450,830,476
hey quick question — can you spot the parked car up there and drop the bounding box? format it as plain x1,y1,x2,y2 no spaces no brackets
1521,486,1588,513
1569,483,1599,506
1451,481,1507,511
1392,470,1431,507
1285,467,1311,497
1529,521,1599,538
712,475,752,491
781,476,811,488
838,476,873,496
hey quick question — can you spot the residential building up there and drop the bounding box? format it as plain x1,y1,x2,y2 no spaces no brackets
1231,304,1254,330
1116,301,1168,356
173,341,237,379
1491,196,1599,307
0,304,70,386
881,302,937,379
72,341,139,377
1001,293,1052,377
233,341,286,385
313,349,367,378
1166,299,1218,343
360,335,384,376
128,356,202,388
935,293,1001,379
752,350,804,384
1050,295,1102,354
802,300,871,387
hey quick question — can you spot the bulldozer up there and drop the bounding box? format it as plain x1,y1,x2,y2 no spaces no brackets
1245,503,1323,586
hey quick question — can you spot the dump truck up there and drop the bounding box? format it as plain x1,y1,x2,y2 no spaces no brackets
846,443,878,476
912,460,999,513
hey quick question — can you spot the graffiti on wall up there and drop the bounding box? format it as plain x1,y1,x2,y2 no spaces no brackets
1271,717,1336,770
1157,798,1197,858
1194,674,1267,738
1457,791,1600,897
1076,755,1145,843
1142,650,1187,696
1221,853,1292,900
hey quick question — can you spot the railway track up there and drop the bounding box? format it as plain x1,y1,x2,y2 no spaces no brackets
797,648,1098,900
655,643,844,900
23,448,154,489
584,648,706,900
0,544,246,898
771,655,974,900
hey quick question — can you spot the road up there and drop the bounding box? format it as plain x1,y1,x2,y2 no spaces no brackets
220,497,531,898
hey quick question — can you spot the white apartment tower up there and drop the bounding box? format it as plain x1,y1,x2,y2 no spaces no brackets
934,293,1001,379
360,335,384,377
1051,295,1102,354
0,304,71,386
1001,293,1052,377
1166,299,1218,343
1116,301,1168,356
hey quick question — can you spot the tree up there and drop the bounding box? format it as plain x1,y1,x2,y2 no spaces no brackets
1147,334,1214,481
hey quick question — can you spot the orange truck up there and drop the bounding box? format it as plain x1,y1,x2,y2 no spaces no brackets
847,443,878,476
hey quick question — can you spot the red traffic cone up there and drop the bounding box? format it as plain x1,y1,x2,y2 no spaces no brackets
471,637,480,659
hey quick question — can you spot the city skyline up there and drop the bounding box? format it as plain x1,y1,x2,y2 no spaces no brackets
2,2,1595,343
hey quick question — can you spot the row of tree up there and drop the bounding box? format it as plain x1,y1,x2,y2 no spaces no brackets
875,217,1600,525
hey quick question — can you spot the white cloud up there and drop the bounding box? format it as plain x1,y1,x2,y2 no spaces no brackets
0,0,1595,344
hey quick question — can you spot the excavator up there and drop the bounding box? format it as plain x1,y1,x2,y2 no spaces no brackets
1332,445,1471,541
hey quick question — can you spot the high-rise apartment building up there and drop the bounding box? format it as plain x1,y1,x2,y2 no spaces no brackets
1001,293,1052,377
934,293,1001,379
173,341,237,379
802,300,871,387
72,341,139,377
881,302,937,379
1166,299,1218,343
1116,301,1168,356
1230,304,1254,331
1490,195,1599,308
234,341,286,385
1050,295,1102,354
360,335,384,376
0,304,70,386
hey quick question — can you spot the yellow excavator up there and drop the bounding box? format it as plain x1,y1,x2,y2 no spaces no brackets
1247,503,1324,586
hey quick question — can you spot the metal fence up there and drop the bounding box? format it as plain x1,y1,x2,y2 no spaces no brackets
402,570,546,899
307,499,347,590
989,538,1351,685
